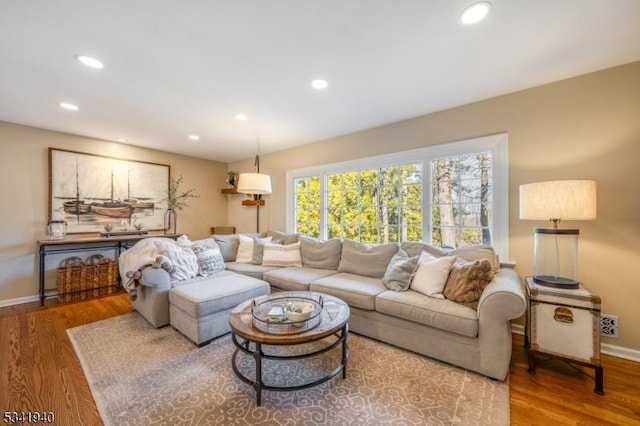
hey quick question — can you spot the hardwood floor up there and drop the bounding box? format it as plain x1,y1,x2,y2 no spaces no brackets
1,293,639,425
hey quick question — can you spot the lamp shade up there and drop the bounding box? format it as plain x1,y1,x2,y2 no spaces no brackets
519,180,596,221
237,172,272,195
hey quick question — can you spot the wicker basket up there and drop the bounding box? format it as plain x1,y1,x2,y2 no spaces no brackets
56,255,118,302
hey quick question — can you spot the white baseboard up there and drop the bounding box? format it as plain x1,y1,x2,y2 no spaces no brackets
511,323,525,335
0,294,40,308
510,323,640,363
601,343,640,363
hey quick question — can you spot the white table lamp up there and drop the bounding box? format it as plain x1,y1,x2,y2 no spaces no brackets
519,180,596,288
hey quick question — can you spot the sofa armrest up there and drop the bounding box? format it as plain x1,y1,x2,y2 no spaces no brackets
477,268,526,321
131,267,172,327
139,266,172,290
475,267,526,380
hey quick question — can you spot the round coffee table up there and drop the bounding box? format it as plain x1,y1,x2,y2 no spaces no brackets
228,291,350,406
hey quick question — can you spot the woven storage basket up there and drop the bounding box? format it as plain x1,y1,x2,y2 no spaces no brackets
86,254,118,290
56,255,119,302
56,257,86,302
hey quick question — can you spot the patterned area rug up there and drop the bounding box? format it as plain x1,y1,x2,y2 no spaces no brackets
67,312,509,425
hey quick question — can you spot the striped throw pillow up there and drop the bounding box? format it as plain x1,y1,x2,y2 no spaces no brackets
262,242,302,267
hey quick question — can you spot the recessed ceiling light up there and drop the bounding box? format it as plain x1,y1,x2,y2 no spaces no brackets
75,54,104,69
311,79,329,90
116,138,127,143
188,134,200,141
460,1,491,25
59,102,79,111
234,114,248,121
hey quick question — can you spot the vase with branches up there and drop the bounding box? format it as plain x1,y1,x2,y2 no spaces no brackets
163,175,199,234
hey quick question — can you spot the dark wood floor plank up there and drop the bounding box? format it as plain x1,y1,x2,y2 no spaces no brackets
1,293,639,425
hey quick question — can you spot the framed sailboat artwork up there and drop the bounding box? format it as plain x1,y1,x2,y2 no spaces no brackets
48,148,170,234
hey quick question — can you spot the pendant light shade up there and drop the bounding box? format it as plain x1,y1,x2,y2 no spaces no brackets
237,172,272,195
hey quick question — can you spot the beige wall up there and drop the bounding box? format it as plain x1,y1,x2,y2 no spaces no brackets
229,61,640,351
0,122,228,302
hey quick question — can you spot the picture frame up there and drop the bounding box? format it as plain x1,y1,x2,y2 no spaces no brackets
49,148,170,234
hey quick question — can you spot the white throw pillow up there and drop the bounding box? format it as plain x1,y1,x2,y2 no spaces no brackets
410,255,457,299
262,242,302,267
236,235,271,263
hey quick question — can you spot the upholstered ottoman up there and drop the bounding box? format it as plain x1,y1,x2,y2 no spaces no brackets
169,273,270,346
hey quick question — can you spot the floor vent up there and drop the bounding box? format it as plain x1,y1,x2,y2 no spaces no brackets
601,314,619,338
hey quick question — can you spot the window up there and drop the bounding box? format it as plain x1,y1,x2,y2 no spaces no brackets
287,134,509,259
293,176,321,237
431,152,493,249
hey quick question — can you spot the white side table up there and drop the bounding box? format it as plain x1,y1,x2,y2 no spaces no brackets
525,276,604,394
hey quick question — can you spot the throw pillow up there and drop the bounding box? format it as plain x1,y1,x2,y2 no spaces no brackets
383,248,419,291
443,258,495,310
252,238,283,265
262,242,303,267
192,238,226,276
410,255,456,299
212,234,240,262
338,239,399,278
236,235,272,263
299,236,342,270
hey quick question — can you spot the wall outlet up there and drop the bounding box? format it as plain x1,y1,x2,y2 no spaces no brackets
600,314,619,338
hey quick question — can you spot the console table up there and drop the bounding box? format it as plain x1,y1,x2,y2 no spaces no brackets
38,233,179,306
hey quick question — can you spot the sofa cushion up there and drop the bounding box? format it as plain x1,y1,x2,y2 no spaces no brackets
192,238,226,276
400,241,447,258
299,236,342,270
225,262,280,280
383,248,419,291
266,230,299,245
338,240,399,278
169,273,270,318
264,267,337,292
376,289,478,338
310,272,386,311
410,254,456,299
443,259,495,309
448,245,500,272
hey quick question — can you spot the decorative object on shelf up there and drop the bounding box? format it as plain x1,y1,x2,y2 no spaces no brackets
519,180,597,288
237,141,272,232
163,175,200,234
100,229,149,237
163,209,177,235
226,171,238,188
132,215,144,231
47,220,67,239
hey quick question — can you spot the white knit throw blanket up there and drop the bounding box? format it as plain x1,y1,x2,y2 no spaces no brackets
119,237,198,282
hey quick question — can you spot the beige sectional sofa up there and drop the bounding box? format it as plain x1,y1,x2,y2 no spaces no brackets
128,231,526,381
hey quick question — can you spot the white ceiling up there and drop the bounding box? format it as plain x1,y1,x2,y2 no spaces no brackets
1,1,639,163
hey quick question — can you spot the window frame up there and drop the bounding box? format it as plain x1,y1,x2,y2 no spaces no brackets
286,133,509,259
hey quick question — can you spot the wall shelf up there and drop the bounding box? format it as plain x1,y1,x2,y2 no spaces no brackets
242,199,265,206
221,187,238,194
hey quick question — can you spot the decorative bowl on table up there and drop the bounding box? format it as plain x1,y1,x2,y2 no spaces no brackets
283,301,314,322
